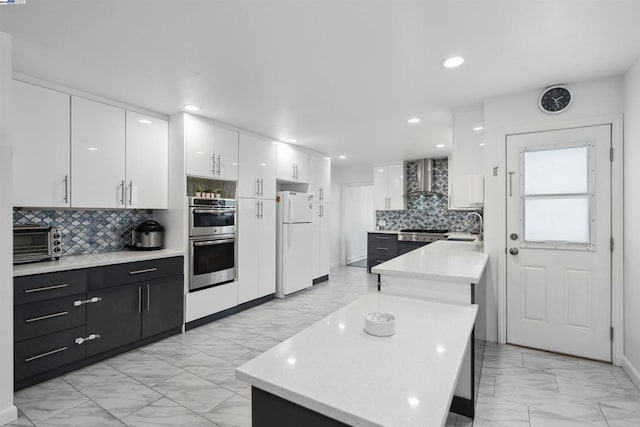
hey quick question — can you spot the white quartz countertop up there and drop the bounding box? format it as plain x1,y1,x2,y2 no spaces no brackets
367,230,478,241
372,240,488,283
236,293,478,427
367,229,402,234
13,249,184,277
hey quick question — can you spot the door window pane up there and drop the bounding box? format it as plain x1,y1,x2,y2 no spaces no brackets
524,146,588,195
524,197,590,243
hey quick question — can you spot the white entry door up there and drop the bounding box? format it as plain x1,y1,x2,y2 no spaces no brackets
506,125,611,361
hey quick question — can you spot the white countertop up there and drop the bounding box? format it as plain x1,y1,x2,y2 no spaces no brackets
236,293,478,427
371,240,488,283
368,229,401,234
13,249,184,277
368,230,479,241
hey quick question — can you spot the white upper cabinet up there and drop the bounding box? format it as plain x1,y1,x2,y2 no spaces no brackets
373,162,405,210
309,154,331,202
449,106,484,210
71,96,126,209
238,133,277,199
185,114,238,181
276,143,309,183
12,81,71,208
125,111,168,209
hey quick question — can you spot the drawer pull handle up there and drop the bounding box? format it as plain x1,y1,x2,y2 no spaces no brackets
129,268,158,275
375,247,388,250
376,237,389,240
25,346,68,362
73,297,102,307
75,334,101,345
24,283,68,294
25,311,69,323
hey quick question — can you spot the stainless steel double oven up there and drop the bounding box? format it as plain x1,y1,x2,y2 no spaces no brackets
188,197,236,292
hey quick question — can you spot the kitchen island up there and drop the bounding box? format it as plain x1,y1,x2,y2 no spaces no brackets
236,293,478,427
372,240,489,418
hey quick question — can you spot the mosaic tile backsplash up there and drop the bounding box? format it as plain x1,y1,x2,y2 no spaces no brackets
375,158,482,232
13,209,154,255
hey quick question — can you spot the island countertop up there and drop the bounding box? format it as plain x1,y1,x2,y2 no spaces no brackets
371,240,489,283
13,248,185,277
236,292,478,427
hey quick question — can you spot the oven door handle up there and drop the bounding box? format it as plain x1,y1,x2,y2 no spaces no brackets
193,239,235,247
192,209,236,214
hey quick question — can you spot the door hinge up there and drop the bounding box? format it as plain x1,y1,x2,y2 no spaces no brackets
610,237,614,252
610,147,614,162
611,327,614,341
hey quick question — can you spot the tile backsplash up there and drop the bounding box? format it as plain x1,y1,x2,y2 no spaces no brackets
13,209,153,255
375,158,481,231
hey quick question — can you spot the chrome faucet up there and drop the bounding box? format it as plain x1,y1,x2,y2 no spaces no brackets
466,212,483,242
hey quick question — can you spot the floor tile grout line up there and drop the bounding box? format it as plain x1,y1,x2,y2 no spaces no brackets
596,402,613,427
59,376,129,426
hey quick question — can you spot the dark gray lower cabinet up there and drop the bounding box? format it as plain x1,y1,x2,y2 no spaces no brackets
142,276,184,339
14,256,184,390
398,241,428,255
86,283,142,357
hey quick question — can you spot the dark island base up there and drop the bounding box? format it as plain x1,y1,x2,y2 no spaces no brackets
252,387,348,427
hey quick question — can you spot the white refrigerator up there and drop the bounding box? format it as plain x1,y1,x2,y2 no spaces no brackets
276,191,313,298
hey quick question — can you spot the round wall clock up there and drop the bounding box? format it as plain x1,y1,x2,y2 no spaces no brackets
539,85,572,114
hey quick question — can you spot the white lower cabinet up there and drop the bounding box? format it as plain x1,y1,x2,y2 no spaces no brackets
311,202,330,280
238,198,276,304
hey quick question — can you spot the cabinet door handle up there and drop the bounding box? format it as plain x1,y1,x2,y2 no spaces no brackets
212,153,216,174
25,346,68,362
260,179,264,196
120,180,125,206
128,181,133,205
63,175,69,204
147,284,150,312
376,236,389,240
74,334,101,345
217,154,221,175
73,296,102,306
375,247,388,250
256,179,260,196
129,268,158,275
25,311,69,323
256,201,260,218
138,286,142,313
260,201,264,219
24,283,68,294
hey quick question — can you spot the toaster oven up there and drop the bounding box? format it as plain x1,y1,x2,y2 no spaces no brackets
13,224,62,264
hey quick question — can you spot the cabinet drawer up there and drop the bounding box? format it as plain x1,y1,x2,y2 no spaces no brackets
367,254,397,268
367,243,399,257
15,326,86,382
15,270,88,306
15,293,87,342
89,256,183,289
367,233,398,244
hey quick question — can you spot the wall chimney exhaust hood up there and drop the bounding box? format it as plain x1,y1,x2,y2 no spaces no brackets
410,158,438,194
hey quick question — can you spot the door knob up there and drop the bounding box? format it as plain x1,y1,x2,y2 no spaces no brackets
509,247,519,255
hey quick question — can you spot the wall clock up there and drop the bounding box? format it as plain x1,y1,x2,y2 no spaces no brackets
539,85,573,114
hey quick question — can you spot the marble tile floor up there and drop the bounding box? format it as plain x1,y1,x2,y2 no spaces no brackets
4,266,640,426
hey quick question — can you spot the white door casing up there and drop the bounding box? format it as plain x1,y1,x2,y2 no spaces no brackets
506,125,611,361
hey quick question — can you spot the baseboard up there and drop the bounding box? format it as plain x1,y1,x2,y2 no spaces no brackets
185,294,274,331
346,254,367,264
0,405,18,425
622,355,640,390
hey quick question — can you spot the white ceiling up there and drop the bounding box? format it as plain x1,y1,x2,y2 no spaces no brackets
1,1,640,165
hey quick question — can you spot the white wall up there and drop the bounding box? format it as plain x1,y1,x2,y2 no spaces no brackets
623,60,640,383
483,76,623,344
0,30,17,425
330,164,373,267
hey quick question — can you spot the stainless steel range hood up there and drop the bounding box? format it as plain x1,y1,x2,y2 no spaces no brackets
410,158,437,194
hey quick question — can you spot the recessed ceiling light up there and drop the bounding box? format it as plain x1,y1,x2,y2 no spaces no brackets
260,163,268,167
196,151,205,154
473,126,484,131
407,396,420,408
479,142,486,146
408,118,421,124
443,56,464,68
287,356,296,365
435,144,445,148
338,155,347,159
138,119,152,124
378,169,385,172
184,104,200,112
87,147,98,151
